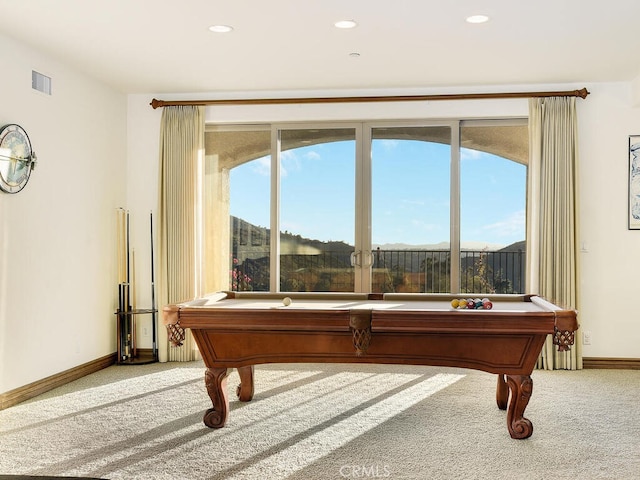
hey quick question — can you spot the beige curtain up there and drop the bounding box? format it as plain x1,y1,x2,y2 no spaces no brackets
157,105,205,362
528,97,582,370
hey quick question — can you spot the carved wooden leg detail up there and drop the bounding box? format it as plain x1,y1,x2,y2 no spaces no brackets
236,365,255,402
496,374,509,410
203,367,231,428
505,374,534,439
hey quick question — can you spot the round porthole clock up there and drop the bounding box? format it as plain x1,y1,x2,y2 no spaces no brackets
0,124,37,194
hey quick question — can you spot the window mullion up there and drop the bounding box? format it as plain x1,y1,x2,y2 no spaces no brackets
270,126,281,291
450,121,461,293
357,123,371,293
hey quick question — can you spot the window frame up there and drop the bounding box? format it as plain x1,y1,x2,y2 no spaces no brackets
206,117,528,294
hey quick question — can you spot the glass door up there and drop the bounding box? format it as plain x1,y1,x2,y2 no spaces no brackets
369,125,453,293
277,126,360,292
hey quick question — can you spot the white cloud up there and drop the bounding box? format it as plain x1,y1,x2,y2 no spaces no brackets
304,150,321,161
460,148,483,162
410,218,439,232
280,150,301,177
401,198,425,206
377,139,399,150
481,210,525,238
251,156,271,176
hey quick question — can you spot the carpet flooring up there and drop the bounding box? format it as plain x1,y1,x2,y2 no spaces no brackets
1,361,638,479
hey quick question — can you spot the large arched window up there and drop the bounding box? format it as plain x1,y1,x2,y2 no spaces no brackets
203,119,527,294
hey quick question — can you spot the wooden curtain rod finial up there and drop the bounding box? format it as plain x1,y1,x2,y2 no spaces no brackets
150,98,208,109
577,87,590,98
149,87,590,109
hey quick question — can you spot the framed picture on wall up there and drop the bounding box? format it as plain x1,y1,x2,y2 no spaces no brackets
630,135,640,229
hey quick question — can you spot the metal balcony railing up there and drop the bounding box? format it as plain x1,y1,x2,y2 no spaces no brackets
231,248,525,294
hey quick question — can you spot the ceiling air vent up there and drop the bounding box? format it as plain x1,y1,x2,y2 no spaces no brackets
32,70,52,95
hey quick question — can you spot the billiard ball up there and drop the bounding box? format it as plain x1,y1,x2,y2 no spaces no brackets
282,297,292,307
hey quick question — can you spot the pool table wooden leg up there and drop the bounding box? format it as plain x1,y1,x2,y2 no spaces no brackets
496,374,509,410
504,374,534,439
203,367,231,428
236,365,255,401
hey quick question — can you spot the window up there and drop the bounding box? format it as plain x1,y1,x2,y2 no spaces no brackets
459,121,527,293
370,125,451,293
280,127,357,292
203,125,270,293
204,120,527,294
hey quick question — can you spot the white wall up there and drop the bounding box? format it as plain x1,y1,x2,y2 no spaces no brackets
121,96,162,349
128,83,640,361
577,82,640,358
0,33,127,392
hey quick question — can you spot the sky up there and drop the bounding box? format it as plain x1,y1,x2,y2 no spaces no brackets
230,139,526,250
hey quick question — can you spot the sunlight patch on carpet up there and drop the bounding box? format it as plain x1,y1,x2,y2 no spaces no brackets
225,373,465,480
105,371,465,480
0,368,204,432
0,367,465,479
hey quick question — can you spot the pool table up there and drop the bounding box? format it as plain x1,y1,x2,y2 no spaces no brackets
163,292,578,439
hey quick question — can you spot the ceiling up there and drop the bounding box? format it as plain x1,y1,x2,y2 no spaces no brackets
0,0,638,96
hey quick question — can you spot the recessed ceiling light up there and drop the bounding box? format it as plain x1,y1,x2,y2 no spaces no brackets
209,25,234,33
466,15,489,24
335,20,357,29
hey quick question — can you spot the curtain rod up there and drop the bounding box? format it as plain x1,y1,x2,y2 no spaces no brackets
150,87,589,109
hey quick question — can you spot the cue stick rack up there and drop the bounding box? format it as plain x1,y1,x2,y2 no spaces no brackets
116,209,158,365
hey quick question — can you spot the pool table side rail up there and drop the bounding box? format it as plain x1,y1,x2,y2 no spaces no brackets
164,292,576,337
225,291,536,303
165,306,561,335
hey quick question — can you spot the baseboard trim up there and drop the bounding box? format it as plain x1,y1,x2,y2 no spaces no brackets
582,357,640,370
0,353,117,410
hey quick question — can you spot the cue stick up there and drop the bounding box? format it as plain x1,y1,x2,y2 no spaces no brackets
117,282,122,361
150,211,157,359
117,209,121,282
126,210,130,303
121,209,126,284
124,210,131,359
116,210,120,282
121,209,127,360
118,208,127,284
117,208,125,361
131,248,137,358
